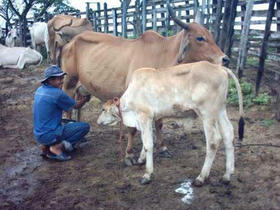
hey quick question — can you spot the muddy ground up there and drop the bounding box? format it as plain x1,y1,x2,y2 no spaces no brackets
0,65,280,210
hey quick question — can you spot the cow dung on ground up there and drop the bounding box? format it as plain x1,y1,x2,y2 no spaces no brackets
0,65,279,209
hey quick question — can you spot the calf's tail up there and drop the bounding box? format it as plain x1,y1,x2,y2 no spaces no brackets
223,67,245,141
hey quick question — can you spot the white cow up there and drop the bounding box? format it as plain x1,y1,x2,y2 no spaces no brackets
0,44,42,69
97,61,244,186
30,22,49,57
5,28,20,47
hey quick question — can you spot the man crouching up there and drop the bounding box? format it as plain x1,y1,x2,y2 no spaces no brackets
33,65,90,161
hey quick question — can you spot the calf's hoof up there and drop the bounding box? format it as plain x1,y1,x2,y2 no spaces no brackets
136,159,146,166
220,177,231,185
159,149,172,158
124,157,137,166
139,177,151,185
193,179,204,187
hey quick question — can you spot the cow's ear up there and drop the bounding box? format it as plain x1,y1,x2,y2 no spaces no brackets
177,32,190,64
113,97,120,106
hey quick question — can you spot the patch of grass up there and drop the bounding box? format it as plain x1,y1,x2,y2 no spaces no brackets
246,57,259,66
227,79,271,108
167,30,175,37
260,119,276,128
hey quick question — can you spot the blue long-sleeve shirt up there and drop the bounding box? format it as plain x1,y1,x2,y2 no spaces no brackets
33,84,75,144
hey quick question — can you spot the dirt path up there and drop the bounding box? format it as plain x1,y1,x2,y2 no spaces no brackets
0,66,279,210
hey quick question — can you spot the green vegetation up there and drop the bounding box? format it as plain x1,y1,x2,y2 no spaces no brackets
246,57,259,66
167,30,175,37
260,119,276,128
227,79,271,108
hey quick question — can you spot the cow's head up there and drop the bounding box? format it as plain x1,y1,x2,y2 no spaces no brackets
54,18,92,43
7,28,18,40
48,15,92,63
167,4,229,66
97,98,121,126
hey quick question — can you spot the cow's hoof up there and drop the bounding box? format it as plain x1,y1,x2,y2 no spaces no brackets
193,179,204,187
124,157,137,166
159,150,172,158
220,177,231,185
136,160,146,166
139,177,151,185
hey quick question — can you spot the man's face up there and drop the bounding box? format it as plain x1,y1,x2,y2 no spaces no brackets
48,76,64,89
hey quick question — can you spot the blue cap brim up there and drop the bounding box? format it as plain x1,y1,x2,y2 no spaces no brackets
41,72,66,83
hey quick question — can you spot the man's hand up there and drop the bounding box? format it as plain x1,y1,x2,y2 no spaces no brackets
73,95,91,109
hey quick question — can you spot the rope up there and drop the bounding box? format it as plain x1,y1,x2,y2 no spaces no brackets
117,101,124,161
235,143,280,148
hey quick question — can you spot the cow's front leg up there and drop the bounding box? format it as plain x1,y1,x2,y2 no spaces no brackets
155,119,172,158
124,127,137,166
139,118,154,185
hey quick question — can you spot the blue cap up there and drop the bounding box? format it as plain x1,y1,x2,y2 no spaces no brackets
41,65,66,83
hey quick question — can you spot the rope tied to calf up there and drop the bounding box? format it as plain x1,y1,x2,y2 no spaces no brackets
116,99,124,161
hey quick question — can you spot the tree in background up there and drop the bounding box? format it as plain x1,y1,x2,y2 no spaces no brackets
2,0,77,46
0,0,15,34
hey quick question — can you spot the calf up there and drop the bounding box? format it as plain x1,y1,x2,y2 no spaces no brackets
97,61,244,186
5,28,20,47
30,22,49,58
0,44,42,69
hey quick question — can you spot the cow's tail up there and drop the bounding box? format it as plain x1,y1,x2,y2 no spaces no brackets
223,67,245,141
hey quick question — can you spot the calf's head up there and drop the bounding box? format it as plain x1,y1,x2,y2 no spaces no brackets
97,98,121,126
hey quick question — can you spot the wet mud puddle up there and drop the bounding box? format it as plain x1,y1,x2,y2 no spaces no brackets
0,146,42,206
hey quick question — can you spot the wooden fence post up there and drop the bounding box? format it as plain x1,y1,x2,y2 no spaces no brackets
142,0,147,33
236,0,254,78
92,11,97,31
86,2,90,20
160,3,166,36
277,1,280,53
185,1,190,23
241,2,246,31
112,8,118,36
213,0,222,43
256,0,276,95
176,9,182,33
219,0,231,50
97,2,101,32
224,0,238,58
201,0,206,26
104,3,108,33
122,1,128,38
152,1,157,31
166,0,171,36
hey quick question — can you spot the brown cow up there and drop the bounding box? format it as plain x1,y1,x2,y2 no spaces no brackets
47,15,92,63
60,4,229,165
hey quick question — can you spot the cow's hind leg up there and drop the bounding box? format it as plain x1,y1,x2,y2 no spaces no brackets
218,109,234,184
124,127,137,166
155,119,172,158
194,118,222,187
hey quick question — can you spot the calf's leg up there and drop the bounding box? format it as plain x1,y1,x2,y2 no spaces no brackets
218,109,234,183
155,119,172,158
194,118,221,187
139,117,154,185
